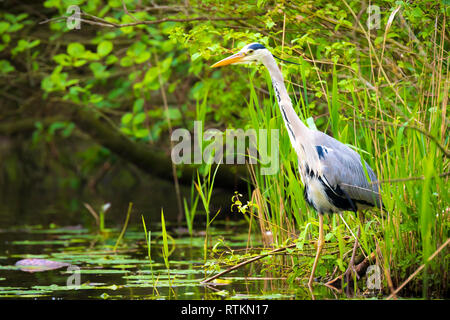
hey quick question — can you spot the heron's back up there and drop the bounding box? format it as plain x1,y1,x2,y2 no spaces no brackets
299,131,381,214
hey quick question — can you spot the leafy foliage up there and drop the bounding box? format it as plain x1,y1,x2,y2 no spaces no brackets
0,0,448,297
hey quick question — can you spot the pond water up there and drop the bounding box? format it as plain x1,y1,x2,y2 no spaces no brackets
0,220,359,300
0,174,381,300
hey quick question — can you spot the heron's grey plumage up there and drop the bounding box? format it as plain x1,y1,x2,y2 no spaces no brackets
213,43,382,215
212,42,382,287
256,43,381,214
311,130,381,210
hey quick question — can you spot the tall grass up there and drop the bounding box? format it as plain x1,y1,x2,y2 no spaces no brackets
160,208,170,272
114,202,133,252
141,214,158,295
183,181,200,237
227,28,448,296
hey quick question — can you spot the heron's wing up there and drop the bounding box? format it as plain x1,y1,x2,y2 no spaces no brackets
313,131,381,208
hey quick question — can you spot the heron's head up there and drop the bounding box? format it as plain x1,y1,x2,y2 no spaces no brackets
211,43,269,68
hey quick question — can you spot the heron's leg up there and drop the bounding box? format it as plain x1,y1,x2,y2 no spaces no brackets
308,214,324,287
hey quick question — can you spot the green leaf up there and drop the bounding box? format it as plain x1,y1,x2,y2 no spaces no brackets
161,56,173,71
0,60,15,74
105,55,118,65
81,50,100,60
62,123,75,137
121,113,133,125
11,39,29,55
53,53,71,66
120,127,132,135
97,40,113,57
89,62,109,78
0,22,10,34
120,56,133,67
135,51,150,64
133,112,147,125
28,39,40,49
2,34,11,44
135,128,150,138
8,23,24,33
73,59,87,67
133,98,145,112
89,94,103,104
164,108,182,120
67,43,85,57
191,52,202,61
41,76,53,92
265,18,275,29
48,122,66,135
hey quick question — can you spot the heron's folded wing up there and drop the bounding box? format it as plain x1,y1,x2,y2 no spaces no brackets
313,133,381,207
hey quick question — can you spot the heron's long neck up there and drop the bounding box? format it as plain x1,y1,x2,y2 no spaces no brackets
262,55,311,147
261,54,321,175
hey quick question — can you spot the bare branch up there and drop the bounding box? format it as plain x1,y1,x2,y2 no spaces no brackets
40,13,251,28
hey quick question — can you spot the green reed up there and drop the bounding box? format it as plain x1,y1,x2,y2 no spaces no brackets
141,214,158,295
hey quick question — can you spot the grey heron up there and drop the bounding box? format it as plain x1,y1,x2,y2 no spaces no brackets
211,43,382,287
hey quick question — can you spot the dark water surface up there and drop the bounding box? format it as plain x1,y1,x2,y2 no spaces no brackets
0,176,376,300
0,223,321,299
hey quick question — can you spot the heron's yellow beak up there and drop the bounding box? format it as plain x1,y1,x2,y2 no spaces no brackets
211,52,245,68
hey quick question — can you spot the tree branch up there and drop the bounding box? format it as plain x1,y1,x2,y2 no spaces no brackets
39,12,252,28
0,104,248,191
65,103,247,190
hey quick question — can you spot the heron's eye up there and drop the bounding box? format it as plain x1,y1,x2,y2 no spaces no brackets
248,49,254,54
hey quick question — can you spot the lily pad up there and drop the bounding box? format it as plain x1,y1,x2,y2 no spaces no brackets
14,259,71,272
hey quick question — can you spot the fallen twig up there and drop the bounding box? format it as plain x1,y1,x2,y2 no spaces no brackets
201,244,297,284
